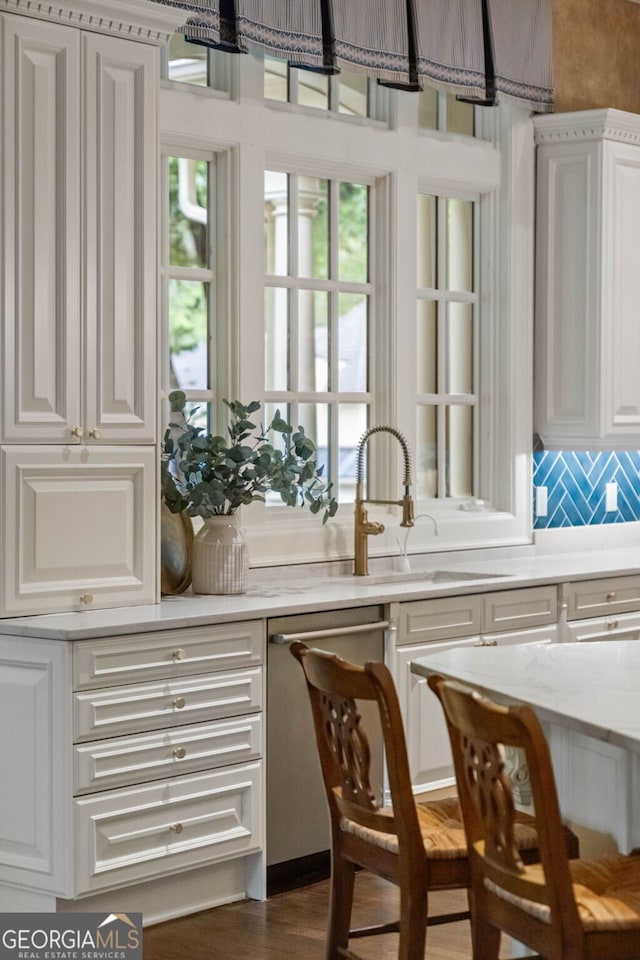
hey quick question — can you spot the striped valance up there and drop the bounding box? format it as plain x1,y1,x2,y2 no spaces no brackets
153,0,553,113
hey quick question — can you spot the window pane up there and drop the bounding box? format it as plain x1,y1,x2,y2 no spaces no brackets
446,198,473,292
338,72,368,116
168,33,207,87
265,171,289,276
299,177,328,279
299,402,328,472
417,194,436,288
298,290,328,392
169,158,208,268
169,279,209,390
265,288,289,391
296,69,329,110
446,405,473,497
264,57,288,101
417,300,437,394
339,182,368,282
418,87,438,130
417,405,437,499
339,403,367,502
446,94,474,136
339,293,367,392
446,303,473,394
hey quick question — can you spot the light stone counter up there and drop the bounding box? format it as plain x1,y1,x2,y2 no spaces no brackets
411,638,640,755
2,546,640,640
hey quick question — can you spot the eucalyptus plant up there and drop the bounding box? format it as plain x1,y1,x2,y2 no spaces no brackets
162,391,338,524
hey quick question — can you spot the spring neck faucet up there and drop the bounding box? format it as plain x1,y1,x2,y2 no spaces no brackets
354,425,414,576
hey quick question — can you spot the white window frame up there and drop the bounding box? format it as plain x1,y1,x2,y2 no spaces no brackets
159,56,534,570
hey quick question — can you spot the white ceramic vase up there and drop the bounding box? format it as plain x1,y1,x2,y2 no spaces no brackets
191,515,249,595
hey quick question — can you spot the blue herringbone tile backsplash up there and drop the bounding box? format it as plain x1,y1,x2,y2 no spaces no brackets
533,451,640,529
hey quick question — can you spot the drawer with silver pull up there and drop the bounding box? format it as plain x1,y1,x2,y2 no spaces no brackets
74,714,262,793
74,762,262,894
73,667,262,742
73,621,263,690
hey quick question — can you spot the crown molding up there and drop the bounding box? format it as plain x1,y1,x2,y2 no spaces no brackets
534,108,640,147
0,0,185,43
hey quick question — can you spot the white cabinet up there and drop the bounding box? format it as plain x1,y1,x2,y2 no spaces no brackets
0,620,265,914
0,10,159,615
393,585,558,794
2,15,157,446
0,446,156,615
534,109,640,448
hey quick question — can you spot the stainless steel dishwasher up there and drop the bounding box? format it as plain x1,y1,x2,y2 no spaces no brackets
267,605,388,889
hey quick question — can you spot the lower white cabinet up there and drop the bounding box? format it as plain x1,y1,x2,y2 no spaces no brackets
393,586,558,794
0,620,265,909
0,445,157,615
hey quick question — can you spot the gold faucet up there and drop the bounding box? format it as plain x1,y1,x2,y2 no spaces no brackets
354,425,414,576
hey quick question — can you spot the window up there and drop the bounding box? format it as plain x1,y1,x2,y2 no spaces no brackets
264,171,370,501
159,47,532,566
416,194,477,500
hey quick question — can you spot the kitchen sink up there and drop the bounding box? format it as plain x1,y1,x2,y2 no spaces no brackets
337,568,508,586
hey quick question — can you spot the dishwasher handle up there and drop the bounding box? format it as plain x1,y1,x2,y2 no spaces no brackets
269,620,390,645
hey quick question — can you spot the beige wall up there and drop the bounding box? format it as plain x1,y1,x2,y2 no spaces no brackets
554,0,640,113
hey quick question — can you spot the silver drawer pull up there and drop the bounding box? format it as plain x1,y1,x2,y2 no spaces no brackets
607,592,617,602
608,620,619,630
474,639,498,647
172,697,186,710
173,747,186,759
172,648,187,660
170,823,183,834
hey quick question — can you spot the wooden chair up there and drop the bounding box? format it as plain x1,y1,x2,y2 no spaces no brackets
290,642,551,960
428,673,640,960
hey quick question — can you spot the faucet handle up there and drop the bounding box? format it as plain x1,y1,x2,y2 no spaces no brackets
401,493,414,527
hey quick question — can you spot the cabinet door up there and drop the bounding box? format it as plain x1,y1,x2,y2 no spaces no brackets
1,14,81,443
1,445,156,615
395,636,478,794
0,634,72,896
83,33,157,443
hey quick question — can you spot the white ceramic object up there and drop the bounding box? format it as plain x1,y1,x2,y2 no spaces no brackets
191,515,249,595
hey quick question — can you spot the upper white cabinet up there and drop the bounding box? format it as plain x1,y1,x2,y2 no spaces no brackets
534,109,640,448
0,3,179,615
1,15,157,444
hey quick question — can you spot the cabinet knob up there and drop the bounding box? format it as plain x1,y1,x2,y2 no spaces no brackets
172,648,187,661
71,426,84,438
89,428,102,439
608,619,619,630
172,697,186,710
173,747,186,760
170,823,183,834
79,594,93,605
607,592,617,602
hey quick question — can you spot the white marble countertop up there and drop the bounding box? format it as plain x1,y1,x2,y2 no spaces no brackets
411,638,640,754
4,546,640,640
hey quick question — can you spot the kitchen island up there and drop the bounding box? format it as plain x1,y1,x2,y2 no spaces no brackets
411,638,640,855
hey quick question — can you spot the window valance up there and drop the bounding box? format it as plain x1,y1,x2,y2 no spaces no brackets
153,0,553,112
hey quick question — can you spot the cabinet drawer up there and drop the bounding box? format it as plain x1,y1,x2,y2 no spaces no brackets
398,596,481,645
74,714,262,794
74,762,262,894
566,576,640,620
73,621,263,689
482,585,557,633
565,611,640,643
74,667,262,741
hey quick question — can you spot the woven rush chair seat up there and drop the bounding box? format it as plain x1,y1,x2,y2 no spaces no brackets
290,642,571,960
341,794,540,860
429,672,640,960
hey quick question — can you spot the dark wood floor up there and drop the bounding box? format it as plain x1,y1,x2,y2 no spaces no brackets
143,873,527,959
